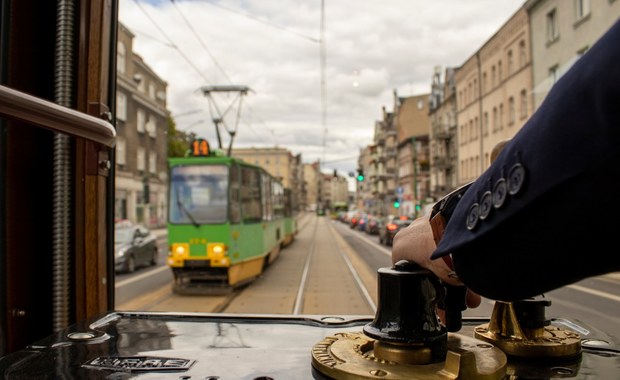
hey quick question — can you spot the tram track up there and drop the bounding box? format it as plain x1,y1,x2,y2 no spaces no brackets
292,215,318,314
118,213,379,315
217,213,376,315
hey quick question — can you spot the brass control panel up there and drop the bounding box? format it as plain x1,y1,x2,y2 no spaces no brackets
312,261,583,380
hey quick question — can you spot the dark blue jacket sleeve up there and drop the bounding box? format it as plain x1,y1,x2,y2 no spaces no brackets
431,19,620,301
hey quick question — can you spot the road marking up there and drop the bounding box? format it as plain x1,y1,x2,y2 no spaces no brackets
567,284,620,303
333,222,392,257
115,265,169,288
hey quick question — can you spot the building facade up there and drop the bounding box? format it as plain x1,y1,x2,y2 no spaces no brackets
395,92,431,217
429,66,459,201
525,0,620,110
455,6,532,185
115,23,169,228
303,162,321,211
231,146,304,212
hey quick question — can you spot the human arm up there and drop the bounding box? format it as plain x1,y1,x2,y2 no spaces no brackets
392,215,481,310
395,20,620,301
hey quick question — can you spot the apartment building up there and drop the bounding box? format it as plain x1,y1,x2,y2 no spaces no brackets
356,145,376,213
303,162,321,211
526,0,620,110
429,66,459,200
455,6,532,185
231,146,304,211
395,92,431,217
115,23,169,228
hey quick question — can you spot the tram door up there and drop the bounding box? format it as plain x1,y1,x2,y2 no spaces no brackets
0,0,118,355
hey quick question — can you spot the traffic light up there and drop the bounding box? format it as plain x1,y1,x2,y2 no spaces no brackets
357,169,364,181
393,200,400,208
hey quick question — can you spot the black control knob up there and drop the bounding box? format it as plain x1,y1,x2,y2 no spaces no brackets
363,260,447,363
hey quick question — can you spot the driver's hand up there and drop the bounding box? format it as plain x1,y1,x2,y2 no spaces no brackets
392,215,481,313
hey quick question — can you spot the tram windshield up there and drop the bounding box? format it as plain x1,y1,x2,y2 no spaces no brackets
169,165,229,224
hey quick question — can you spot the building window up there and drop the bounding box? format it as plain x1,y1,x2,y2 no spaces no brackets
146,115,156,138
149,83,156,99
519,40,526,68
520,90,528,119
117,42,126,74
116,92,127,121
137,76,145,93
499,103,504,129
483,112,489,135
493,107,498,132
547,9,559,43
507,50,514,75
549,64,559,85
508,97,515,125
491,66,496,88
498,61,502,82
482,72,487,93
137,147,146,171
149,151,156,173
575,0,591,21
116,138,126,166
474,117,479,139
137,109,146,133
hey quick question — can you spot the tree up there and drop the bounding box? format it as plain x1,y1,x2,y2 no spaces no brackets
167,116,196,157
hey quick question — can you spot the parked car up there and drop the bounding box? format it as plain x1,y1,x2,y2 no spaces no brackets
356,213,369,232
115,223,159,273
378,216,413,246
365,214,380,235
349,212,363,229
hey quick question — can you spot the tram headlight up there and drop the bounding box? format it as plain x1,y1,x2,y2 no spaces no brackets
172,243,189,256
207,243,227,257
207,243,229,267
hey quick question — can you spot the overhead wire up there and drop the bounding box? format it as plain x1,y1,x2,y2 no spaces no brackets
170,0,233,84
201,0,320,43
131,0,325,157
133,0,212,85
320,0,327,165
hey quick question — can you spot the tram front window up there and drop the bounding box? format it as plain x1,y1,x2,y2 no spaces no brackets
169,165,229,224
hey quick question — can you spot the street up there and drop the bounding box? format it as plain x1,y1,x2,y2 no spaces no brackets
114,213,620,341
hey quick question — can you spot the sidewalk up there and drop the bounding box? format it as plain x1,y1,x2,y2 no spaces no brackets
152,227,167,239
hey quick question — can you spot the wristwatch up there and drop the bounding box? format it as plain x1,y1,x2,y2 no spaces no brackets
429,182,473,245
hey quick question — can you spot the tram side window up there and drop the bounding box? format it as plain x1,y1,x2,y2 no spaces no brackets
230,164,241,224
240,167,262,223
273,182,284,219
262,174,273,221
283,189,292,217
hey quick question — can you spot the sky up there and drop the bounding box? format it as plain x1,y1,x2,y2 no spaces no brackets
119,0,525,178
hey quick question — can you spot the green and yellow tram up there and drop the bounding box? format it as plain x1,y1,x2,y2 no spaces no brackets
167,139,296,293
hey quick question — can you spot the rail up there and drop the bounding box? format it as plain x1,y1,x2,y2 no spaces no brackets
0,84,115,147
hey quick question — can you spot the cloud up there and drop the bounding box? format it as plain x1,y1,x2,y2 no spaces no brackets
120,0,524,175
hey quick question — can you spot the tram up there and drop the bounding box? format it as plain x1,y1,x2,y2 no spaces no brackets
1,1,619,379
167,138,296,293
